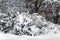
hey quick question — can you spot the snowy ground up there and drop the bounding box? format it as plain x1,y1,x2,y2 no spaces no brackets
0,32,60,40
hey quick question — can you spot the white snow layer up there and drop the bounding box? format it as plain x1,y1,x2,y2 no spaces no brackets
0,32,60,40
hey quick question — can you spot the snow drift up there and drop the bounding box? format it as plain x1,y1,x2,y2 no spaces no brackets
0,31,60,40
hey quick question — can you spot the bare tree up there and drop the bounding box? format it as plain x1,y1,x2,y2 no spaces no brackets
25,0,45,14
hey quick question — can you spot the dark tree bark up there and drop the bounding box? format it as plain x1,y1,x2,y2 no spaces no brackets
54,7,59,24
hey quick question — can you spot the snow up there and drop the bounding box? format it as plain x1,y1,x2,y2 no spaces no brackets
0,32,25,40
0,32,60,40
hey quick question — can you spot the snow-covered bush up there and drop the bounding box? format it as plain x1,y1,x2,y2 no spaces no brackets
12,12,60,36
0,11,60,36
